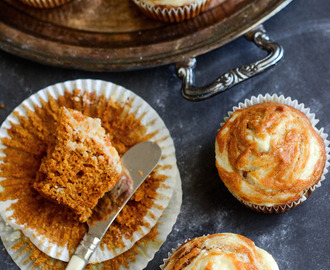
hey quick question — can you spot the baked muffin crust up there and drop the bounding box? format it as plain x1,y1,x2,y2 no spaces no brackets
163,233,279,270
215,102,326,211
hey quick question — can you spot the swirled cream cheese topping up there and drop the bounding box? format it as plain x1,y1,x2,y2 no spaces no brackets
163,233,279,270
215,102,326,207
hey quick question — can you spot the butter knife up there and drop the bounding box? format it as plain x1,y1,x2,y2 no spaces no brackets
65,141,161,270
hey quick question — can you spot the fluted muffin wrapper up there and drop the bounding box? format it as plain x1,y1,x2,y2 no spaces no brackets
220,93,330,214
0,79,179,262
126,173,181,270
132,0,211,23
0,170,182,269
18,0,72,8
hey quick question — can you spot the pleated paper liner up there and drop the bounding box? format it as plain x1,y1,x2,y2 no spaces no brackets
218,94,330,213
0,171,182,269
0,79,178,263
132,0,212,23
18,0,72,8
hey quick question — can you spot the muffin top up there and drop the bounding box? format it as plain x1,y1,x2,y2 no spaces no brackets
215,102,326,207
163,233,279,270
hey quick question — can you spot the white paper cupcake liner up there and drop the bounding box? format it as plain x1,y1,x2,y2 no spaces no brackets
219,93,330,213
0,79,179,263
160,241,187,270
132,0,210,23
0,168,182,270
122,170,182,270
18,0,72,8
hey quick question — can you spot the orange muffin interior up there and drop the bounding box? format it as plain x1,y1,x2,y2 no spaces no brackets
0,90,169,256
33,107,122,223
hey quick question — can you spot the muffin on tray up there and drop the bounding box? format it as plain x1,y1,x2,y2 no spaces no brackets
34,107,122,223
162,233,279,270
132,0,212,23
18,0,72,8
215,95,328,213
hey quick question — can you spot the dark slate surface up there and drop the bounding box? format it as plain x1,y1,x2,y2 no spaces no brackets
0,0,330,269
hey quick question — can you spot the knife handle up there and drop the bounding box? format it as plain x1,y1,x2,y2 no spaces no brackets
65,233,101,270
66,255,86,270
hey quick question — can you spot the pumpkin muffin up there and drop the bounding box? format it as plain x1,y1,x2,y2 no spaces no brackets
132,0,212,23
34,107,122,223
18,0,72,8
162,233,279,270
0,81,179,263
215,101,327,213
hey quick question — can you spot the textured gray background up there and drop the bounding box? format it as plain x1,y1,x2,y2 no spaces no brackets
0,0,330,269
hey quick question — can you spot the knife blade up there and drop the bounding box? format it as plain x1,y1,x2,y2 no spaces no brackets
66,141,161,270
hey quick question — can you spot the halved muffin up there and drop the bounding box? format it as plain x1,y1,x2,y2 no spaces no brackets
34,107,122,223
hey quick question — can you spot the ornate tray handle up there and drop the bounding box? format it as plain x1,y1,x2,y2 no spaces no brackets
176,25,284,101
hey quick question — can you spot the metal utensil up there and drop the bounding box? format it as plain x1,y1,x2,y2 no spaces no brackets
65,141,161,270
176,25,284,101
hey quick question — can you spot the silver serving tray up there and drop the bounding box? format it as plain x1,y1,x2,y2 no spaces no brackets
0,0,291,72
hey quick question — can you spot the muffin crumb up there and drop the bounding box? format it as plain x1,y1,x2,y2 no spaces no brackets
33,107,122,223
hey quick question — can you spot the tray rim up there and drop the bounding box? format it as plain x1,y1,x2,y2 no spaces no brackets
0,0,292,71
